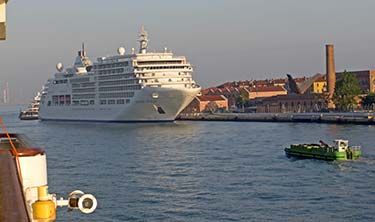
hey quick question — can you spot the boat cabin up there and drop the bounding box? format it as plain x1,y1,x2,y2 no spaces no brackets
334,139,348,152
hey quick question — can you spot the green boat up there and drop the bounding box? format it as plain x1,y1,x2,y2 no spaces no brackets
285,139,361,161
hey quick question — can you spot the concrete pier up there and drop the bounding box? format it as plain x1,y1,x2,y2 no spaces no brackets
177,112,375,124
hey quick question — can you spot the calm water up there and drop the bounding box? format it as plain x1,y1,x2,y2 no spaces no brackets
1,106,375,222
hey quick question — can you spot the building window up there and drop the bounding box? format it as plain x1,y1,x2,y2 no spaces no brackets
108,100,115,105
90,100,95,105
100,100,107,105
117,99,125,104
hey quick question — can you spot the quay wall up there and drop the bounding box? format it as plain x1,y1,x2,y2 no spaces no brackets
177,112,375,125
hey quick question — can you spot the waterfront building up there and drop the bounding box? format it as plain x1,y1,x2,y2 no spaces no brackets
202,85,288,109
202,87,241,108
307,70,375,95
181,95,228,113
311,75,327,94
248,86,287,99
336,70,375,93
256,94,328,113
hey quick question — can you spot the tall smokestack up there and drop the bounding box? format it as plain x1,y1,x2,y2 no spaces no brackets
326,44,336,109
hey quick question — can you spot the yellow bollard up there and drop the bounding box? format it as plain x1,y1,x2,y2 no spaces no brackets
32,186,56,221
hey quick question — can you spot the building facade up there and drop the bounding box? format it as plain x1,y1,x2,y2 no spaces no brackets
181,95,228,113
257,93,328,113
336,70,375,93
248,86,287,99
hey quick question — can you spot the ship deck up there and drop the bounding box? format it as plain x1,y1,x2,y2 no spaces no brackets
0,152,30,221
0,134,34,222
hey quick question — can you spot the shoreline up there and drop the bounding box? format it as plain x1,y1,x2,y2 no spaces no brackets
177,112,375,125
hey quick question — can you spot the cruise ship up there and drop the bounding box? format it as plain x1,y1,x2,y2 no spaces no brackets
39,26,201,122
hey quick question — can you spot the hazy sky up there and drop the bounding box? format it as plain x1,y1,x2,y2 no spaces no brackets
1,0,375,103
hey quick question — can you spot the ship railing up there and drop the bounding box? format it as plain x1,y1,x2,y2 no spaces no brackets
350,146,361,151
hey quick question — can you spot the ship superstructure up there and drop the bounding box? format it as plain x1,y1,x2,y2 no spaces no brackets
39,26,200,122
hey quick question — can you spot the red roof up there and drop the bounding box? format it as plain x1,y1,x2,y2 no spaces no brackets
294,77,308,83
202,87,240,95
315,75,326,82
196,95,227,101
248,85,286,92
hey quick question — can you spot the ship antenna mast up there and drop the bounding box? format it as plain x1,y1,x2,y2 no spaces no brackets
138,25,148,54
82,42,85,57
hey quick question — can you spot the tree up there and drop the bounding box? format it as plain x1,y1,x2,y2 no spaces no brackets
362,92,375,110
235,89,250,112
332,71,362,111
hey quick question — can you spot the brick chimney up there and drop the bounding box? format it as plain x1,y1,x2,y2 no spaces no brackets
326,44,336,109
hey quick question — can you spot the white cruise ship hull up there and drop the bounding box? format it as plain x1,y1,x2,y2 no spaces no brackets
39,87,200,122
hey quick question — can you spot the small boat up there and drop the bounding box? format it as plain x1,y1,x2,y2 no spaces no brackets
18,110,39,120
19,91,41,120
285,139,361,161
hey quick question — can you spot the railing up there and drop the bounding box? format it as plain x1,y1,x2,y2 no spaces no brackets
351,146,361,151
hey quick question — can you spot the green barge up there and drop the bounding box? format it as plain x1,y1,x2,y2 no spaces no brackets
285,139,361,161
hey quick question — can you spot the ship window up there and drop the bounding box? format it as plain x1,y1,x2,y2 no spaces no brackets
72,88,96,93
117,99,125,104
98,85,141,92
59,95,65,105
98,79,138,86
81,82,96,87
70,77,90,83
99,92,135,98
52,96,58,106
80,100,89,106
72,94,96,99
48,101,51,106
73,100,79,105
126,99,130,104
100,100,106,105
90,100,95,105
108,100,115,104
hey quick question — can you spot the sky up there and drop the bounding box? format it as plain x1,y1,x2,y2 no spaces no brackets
1,0,375,103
